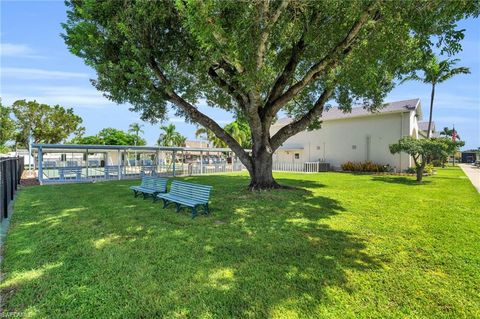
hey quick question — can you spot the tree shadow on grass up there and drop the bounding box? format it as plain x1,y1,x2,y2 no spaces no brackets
2,174,384,318
371,176,432,185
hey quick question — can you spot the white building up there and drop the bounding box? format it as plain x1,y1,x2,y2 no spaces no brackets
271,98,424,172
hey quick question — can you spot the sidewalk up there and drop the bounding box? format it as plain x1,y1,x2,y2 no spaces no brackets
459,164,480,193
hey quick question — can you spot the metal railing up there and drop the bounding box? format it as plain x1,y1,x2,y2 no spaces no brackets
0,157,24,221
38,160,245,184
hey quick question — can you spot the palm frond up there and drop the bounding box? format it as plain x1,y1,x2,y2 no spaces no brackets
400,73,423,84
438,66,470,83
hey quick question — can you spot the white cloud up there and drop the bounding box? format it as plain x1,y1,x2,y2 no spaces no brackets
432,94,480,111
168,117,186,123
168,117,230,125
434,116,479,125
0,43,44,58
1,67,89,79
2,86,118,109
387,92,479,111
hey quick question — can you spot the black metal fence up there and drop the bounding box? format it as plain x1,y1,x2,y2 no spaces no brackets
0,157,24,221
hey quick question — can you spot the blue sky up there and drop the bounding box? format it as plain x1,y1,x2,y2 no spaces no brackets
1,1,479,149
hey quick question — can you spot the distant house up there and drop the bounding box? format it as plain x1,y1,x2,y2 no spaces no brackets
461,151,477,164
185,140,210,149
271,99,423,172
418,121,436,138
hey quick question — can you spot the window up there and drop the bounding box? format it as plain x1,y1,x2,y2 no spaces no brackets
294,153,300,159
352,145,357,150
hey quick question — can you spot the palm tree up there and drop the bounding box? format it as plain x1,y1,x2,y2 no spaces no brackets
157,123,186,147
195,126,225,148
224,121,248,147
128,122,144,166
195,120,251,148
128,123,144,146
402,56,470,138
439,126,461,140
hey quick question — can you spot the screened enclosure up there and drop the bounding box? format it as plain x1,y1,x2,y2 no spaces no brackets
32,144,245,184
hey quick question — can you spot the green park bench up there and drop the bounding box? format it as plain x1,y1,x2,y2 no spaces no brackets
130,176,168,199
157,180,212,218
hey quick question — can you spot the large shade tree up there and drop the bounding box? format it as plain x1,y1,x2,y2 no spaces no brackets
71,128,146,145
12,99,84,147
63,0,478,189
0,99,14,151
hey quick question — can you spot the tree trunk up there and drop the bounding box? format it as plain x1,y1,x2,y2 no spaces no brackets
416,161,426,182
427,84,435,139
247,148,282,190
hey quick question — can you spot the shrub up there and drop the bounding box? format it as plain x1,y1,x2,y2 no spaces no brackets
405,164,434,175
405,167,416,174
341,161,392,172
341,161,355,171
424,163,434,175
432,159,443,167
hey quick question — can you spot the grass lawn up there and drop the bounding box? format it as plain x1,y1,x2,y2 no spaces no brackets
1,167,479,318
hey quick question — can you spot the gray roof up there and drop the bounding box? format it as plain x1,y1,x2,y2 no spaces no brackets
274,98,421,126
31,143,247,153
418,121,435,132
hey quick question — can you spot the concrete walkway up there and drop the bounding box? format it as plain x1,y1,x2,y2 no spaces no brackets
459,164,480,193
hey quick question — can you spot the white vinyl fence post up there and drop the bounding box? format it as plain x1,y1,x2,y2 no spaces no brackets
117,149,121,180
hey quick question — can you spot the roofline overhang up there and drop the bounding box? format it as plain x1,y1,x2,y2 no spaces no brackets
31,143,251,153
414,99,423,120
273,99,422,127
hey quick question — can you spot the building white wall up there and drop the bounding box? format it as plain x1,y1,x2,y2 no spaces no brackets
271,112,416,171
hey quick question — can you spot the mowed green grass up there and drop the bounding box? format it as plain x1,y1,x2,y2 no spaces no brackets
1,168,479,318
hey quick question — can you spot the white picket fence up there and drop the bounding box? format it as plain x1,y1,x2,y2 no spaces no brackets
272,161,329,173
175,162,245,176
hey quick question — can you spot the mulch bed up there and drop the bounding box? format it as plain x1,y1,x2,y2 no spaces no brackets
20,171,40,187
20,178,40,187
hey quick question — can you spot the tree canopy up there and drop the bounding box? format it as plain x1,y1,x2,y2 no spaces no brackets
11,99,84,147
157,124,186,147
0,99,15,150
62,0,478,189
196,119,251,148
72,128,146,146
439,126,461,140
128,123,145,146
389,136,457,181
